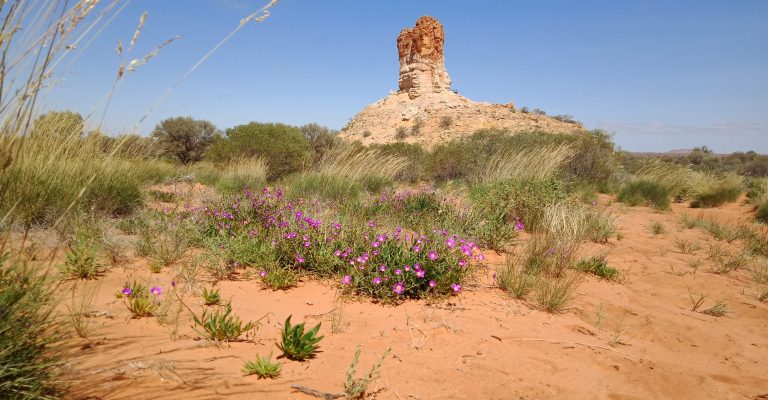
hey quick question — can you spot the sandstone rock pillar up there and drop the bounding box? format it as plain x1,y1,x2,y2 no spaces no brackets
397,16,451,99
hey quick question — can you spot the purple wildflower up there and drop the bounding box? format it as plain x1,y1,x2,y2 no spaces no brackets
395,269,402,275
373,277,382,285
428,251,438,261
450,283,462,294
122,287,132,296
393,282,405,295
150,286,162,296
342,275,352,285
416,270,425,278
295,253,305,264
259,270,267,277
428,280,437,288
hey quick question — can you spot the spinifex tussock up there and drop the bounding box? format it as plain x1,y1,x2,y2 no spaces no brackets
477,143,575,184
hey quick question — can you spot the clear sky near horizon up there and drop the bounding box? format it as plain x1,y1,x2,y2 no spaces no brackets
43,0,768,153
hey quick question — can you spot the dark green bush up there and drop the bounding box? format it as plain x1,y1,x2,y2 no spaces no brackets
0,255,62,399
617,180,671,210
206,122,311,180
690,186,741,208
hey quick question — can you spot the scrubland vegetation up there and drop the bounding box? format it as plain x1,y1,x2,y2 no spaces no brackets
1,1,767,399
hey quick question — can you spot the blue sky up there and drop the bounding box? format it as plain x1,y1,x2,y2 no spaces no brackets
44,0,768,153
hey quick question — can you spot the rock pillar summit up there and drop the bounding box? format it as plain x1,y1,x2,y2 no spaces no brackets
397,16,451,99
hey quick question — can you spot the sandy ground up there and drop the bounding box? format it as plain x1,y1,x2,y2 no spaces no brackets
36,195,768,399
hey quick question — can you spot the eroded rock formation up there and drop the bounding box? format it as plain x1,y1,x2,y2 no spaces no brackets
397,16,451,98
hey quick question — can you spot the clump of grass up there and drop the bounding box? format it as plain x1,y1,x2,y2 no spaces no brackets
522,202,592,276
124,285,161,318
688,288,706,312
496,257,536,299
713,251,749,274
680,214,704,229
66,284,100,342
135,211,197,268
674,238,702,255
649,221,665,236
688,172,743,208
586,210,616,244
216,157,267,194
62,239,105,280
574,255,620,281
617,179,670,210
535,273,584,313
0,254,63,399
192,302,257,343
277,315,323,361
476,144,574,184
702,300,729,317
344,346,392,399
242,354,281,379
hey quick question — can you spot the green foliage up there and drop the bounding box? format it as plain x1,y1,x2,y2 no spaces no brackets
62,240,104,279
574,255,620,280
369,142,429,183
201,287,221,306
277,315,323,361
242,354,281,379
286,172,363,203
151,116,218,165
617,180,671,210
470,177,568,233
192,302,256,343
261,268,299,290
207,122,311,180
0,255,62,399
344,346,391,399
689,173,742,208
32,110,84,138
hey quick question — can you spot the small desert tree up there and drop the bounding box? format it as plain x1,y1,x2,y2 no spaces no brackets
151,116,217,165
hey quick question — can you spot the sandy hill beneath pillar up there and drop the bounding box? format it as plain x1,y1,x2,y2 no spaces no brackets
338,91,585,148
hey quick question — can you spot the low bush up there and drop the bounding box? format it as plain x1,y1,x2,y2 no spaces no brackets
617,179,670,210
215,157,268,194
206,122,311,181
574,255,620,280
535,273,584,313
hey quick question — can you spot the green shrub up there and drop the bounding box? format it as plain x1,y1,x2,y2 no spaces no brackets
260,268,299,290
242,354,281,379
617,180,670,210
470,177,568,232
574,255,620,280
277,315,323,361
496,260,536,299
206,122,311,180
0,255,63,399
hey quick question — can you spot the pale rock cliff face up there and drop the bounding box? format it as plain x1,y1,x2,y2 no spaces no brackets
397,16,451,99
